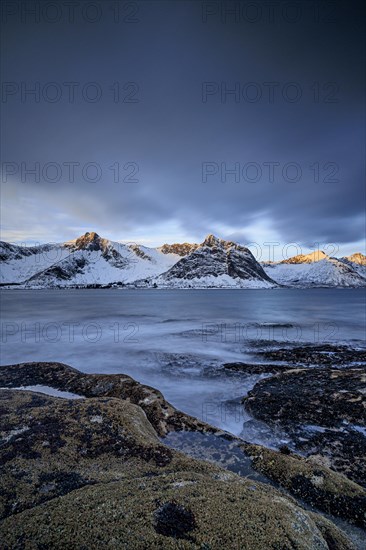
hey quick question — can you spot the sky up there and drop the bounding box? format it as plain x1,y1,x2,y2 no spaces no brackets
1,0,365,260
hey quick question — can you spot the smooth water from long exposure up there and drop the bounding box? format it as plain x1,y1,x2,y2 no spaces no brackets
1,289,365,440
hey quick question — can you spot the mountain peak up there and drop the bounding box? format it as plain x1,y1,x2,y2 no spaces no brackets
160,242,198,256
74,231,103,251
281,250,329,264
345,252,366,265
84,231,100,240
203,234,221,247
202,235,242,252
154,233,275,287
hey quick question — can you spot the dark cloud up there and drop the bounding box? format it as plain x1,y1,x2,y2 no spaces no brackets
1,0,365,254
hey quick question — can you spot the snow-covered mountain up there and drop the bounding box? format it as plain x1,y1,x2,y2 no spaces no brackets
339,252,366,280
280,250,328,264
263,250,366,288
342,252,366,266
1,233,365,288
0,241,71,284
135,235,277,288
0,232,180,288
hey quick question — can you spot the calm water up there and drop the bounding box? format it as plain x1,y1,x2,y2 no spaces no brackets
1,289,365,438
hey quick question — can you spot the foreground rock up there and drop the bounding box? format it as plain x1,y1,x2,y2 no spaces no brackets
246,367,365,427
0,362,214,437
164,430,366,532
0,389,353,550
241,444,366,529
244,367,366,486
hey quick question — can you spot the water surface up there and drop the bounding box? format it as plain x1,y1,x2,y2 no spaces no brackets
1,288,365,437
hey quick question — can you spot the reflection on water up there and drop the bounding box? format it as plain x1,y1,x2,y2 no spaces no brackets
163,430,269,483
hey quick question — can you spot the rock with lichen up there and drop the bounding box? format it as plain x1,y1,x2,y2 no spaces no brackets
244,367,366,487
0,386,355,550
0,361,214,437
241,443,366,529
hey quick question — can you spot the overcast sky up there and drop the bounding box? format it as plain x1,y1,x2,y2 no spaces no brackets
1,0,365,259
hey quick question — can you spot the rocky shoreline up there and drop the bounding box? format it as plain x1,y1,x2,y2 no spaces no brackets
1,356,365,549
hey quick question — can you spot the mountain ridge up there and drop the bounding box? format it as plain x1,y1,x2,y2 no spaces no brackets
280,250,329,264
136,234,277,289
0,232,365,288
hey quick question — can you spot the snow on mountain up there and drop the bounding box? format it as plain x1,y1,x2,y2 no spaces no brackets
1,232,180,288
1,233,365,288
264,251,366,287
339,252,366,280
135,235,277,288
0,241,71,284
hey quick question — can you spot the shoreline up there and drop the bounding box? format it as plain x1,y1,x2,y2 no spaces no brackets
1,359,365,548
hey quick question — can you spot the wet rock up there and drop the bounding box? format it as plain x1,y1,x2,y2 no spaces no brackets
244,367,366,486
257,344,366,366
163,431,269,483
241,443,366,529
222,362,294,374
296,428,366,487
0,362,214,437
245,368,365,427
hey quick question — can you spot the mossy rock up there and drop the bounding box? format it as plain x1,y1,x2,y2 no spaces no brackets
244,367,366,486
0,389,355,549
245,368,366,428
0,390,215,519
242,443,366,529
0,362,215,436
0,472,353,550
